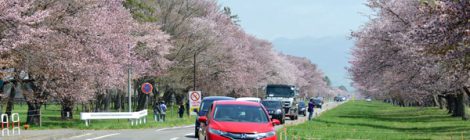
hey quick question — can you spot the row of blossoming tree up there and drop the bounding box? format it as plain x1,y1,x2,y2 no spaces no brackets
0,0,346,125
350,0,470,120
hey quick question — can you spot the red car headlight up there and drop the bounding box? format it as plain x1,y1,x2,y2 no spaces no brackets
249,130,276,139
208,127,228,136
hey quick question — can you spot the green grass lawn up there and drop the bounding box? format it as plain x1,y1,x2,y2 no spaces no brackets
7,104,194,130
279,101,470,140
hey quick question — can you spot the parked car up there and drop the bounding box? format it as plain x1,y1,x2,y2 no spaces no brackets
236,97,261,103
194,96,235,138
315,96,324,101
334,96,346,102
198,100,280,140
261,99,285,124
298,101,306,116
312,98,323,109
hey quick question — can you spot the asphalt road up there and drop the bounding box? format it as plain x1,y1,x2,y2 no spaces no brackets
1,102,342,140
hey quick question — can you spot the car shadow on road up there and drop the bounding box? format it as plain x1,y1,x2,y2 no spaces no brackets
185,135,197,139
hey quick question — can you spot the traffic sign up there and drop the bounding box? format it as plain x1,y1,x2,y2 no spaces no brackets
188,91,201,115
190,92,200,102
141,83,153,94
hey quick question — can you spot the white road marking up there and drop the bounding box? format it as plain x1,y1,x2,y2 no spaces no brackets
69,133,92,139
85,133,120,140
170,137,179,140
185,133,195,136
155,128,169,132
156,125,195,132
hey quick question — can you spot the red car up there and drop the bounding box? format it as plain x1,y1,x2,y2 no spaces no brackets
198,100,280,140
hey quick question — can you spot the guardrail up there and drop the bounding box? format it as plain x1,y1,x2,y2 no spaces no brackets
80,110,148,126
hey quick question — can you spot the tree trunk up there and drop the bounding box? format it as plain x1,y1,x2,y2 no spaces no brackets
432,95,439,107
136,91,148,111
463,87,470,100
95,93,103,112
61,100,74,120
119,91,124,111
26,102,41,125
5,82,16,116
20,81,46,126
114,89,122,111
460,88,470,120
437,94,445,109
452,93,463,117
103,90,111,112
446,94,454,114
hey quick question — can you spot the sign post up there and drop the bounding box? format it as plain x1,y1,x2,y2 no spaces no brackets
188,91,201,116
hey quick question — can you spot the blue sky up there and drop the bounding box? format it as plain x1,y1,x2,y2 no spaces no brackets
218,0,371,91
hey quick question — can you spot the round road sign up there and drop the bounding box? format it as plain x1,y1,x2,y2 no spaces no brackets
141,82,153,94
190,92,200,101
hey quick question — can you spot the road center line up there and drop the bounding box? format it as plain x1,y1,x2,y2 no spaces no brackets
85,133,120,140
69,133,92,139
169,137,179,140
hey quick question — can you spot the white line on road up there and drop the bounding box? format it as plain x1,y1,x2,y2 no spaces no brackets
185,133,195,136
155,128,169,132
85,133,120,140
156,125,195,132
170,137,179,140
69,133,92,139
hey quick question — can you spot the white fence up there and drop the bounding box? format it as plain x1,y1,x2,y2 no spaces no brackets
80,110,148,126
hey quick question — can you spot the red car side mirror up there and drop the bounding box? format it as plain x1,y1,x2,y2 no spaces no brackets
198,116,207,123
272,119,280,125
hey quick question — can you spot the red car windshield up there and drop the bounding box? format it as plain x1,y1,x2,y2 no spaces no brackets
213,104,269,123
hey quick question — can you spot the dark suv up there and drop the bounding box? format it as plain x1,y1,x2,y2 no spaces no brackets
261,99,285,124
194,96,235,138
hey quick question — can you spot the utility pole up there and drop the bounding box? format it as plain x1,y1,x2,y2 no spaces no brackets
128,44,132,112
193,53,196,91
128,68,132,112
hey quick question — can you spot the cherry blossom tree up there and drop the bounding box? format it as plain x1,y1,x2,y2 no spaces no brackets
350,0,470,119
1,0,171,121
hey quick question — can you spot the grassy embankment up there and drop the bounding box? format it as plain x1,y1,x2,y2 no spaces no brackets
279,101,470,140
7,104,194,130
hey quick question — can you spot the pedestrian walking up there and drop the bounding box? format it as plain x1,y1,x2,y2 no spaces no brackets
160,101,167,122
153,102,161,122
308,99,315,120
178,104,185,118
